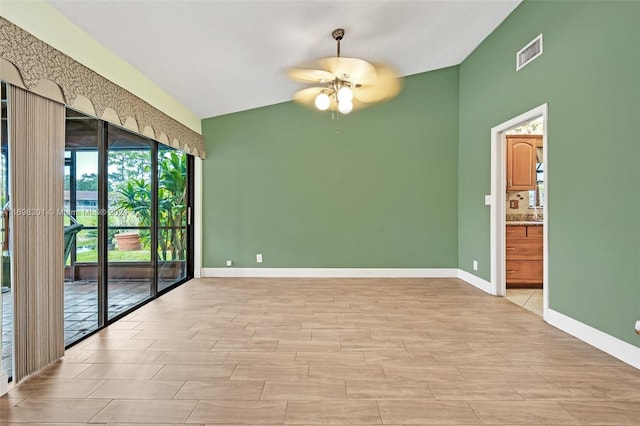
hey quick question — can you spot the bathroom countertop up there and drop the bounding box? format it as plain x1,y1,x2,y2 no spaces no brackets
506,221,543,226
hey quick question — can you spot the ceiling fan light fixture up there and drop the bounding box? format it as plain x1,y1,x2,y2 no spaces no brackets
289,28,402,115
314,92,331,110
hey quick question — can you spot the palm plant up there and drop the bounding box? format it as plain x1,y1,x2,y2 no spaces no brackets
157,151,187,261
114,151,186,261
113,178,151,250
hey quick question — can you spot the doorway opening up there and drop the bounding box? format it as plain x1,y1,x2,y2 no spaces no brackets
490,104,548,320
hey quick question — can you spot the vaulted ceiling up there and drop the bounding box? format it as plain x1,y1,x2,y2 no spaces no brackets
47,0,521,118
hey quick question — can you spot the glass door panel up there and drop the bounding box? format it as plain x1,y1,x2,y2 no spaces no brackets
1,82,12,379
64,109,100,345
157,147,188,291
107,125,153,319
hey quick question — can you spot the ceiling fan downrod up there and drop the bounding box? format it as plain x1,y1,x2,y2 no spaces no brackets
332,28,344,57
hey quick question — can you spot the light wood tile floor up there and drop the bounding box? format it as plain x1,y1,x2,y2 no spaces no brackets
2,277,639,425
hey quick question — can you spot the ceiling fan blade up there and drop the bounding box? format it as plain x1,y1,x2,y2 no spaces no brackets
288,67,336,84
292,87,341,111
316,57,378,85
353,80,401,104
292,87,331,104
352,63,402,104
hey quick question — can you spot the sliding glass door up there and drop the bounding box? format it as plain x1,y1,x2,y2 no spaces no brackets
64,109,100,344
157,146,188,291
64,109,192,346
107,125,153,318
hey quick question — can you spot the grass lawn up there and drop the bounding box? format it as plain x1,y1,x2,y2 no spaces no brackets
66,211,182,264
75,249,151,263
73,249,181,263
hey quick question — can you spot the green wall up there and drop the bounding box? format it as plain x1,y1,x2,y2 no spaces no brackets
458,0,640,345
202,67,459,269
201,0,639,347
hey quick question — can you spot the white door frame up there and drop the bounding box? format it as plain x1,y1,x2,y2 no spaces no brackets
193,157,203,278
490,103,549,320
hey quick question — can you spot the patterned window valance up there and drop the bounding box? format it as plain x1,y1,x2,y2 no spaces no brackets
0,17,206,158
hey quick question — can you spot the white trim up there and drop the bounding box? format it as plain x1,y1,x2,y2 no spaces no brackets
490,103,549,318
547,309,640,369
193,157,203,278
201,267,492,294
457,269,492,294
202,268,459,278
542,108,549,317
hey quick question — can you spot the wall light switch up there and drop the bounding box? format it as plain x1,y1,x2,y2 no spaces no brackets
226,260,232,267
484,195,493,205
256,254,263,263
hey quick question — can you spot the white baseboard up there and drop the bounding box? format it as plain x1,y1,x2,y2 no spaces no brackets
201,267,493,292
0,371,7,396
547,309,640,369
202,267,459,278
457,269,493,294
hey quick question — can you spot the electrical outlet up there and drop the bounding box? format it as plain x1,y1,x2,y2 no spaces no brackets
256,253,263,263
510,200,519,209
635,320,640,335
226,260,232,267
473,260,478,271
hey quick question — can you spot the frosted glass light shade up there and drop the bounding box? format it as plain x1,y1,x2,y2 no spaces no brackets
338,100,353,114
337,86,353,103
314,93,330,110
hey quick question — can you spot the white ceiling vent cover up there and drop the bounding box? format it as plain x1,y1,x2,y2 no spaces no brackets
516,34,543,71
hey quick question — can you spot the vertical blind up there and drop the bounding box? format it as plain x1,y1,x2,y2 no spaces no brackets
9,85,65,381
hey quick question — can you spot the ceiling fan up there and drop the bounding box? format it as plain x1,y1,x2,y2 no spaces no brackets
288,28,402,114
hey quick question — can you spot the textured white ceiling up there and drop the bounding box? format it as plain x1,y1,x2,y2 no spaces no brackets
46,0,521,119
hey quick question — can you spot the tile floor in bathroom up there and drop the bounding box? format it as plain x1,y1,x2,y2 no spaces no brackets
505,288,543,316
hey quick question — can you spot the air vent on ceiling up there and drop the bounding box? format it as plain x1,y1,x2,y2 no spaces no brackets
516,34,543,71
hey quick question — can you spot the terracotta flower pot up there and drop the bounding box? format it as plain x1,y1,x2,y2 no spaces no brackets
114,232,141,251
